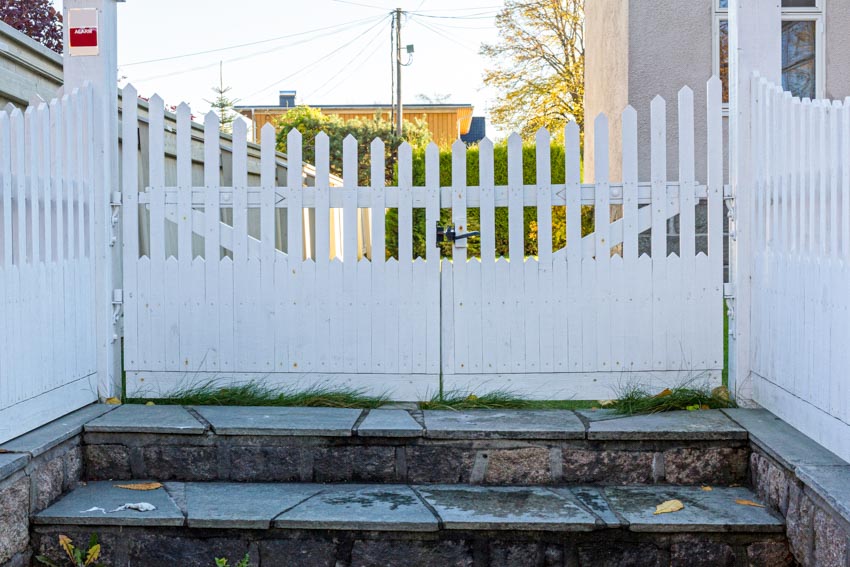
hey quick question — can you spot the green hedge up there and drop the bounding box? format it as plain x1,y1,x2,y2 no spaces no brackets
385,142,592,260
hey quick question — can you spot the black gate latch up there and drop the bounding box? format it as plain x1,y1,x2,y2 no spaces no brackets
437,224,480,243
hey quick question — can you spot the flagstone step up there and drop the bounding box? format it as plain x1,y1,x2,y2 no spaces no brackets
82,406,751,486
32,482,790,567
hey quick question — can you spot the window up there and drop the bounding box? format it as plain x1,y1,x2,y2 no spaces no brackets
714,0,823,104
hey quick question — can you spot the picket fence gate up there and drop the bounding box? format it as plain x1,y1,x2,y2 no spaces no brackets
0,85,99,443
122,78,725,401
750,74,850,460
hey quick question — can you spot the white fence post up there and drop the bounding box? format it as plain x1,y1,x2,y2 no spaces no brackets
62,0,123,399
727,0,780,403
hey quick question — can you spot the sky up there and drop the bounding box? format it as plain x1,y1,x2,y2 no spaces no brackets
57,0,504,126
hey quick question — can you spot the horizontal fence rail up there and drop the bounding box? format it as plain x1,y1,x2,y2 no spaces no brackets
750,74,850,462
0,86,99,443
123,79,724,400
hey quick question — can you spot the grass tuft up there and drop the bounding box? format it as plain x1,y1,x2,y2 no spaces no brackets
125,380,389,409
609,376,736,415
418,389,596,411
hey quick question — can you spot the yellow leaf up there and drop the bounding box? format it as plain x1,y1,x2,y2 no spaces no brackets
115,482,163,491
701,486,713,491
700,404,711,410
85,544,101,566
712,386,731,401
653,499,684,515
599,399,615,407
105,397,122,405
735,499,765,508
653,388,673,399
59,535,75,562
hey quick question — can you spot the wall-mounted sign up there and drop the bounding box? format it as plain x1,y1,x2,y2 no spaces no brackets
68,9,99,56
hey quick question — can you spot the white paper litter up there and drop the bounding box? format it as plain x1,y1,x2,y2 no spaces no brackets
109,502,157,513
80,507,106,514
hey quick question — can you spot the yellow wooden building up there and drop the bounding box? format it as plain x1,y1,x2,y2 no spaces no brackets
236,91,475,147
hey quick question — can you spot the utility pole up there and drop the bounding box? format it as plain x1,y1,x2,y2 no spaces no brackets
395,7,403,137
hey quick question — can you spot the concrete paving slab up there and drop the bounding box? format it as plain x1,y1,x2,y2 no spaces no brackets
356,410,423,437
0,453,28,479
85,405,205,435
796,465,850,524
723,409,847,469
33,481,184,526
603,486,784,533
561,486,624,527
422,410,585,439
575,409,622,422
587,410,747,440
184,483,323,528
274,485,437,531
415,485,598,531
1,404,117,456
193,406,362,436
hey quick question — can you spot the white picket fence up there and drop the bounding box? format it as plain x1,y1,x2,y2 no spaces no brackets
0,85,99,443
123,79,725,401
750,75,850,462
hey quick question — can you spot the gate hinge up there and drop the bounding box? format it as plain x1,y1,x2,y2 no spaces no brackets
723,283,734,300
723,184,733,201
110,192,122,247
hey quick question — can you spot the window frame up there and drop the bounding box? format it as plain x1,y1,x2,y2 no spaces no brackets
713,0,825,110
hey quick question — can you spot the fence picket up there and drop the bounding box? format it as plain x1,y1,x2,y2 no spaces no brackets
203,111,221,372
398,142,414,374
342,135,358,372
370,138,386,372
260,124,276,373
565,122,582,372
0,112,10,406
315,133,330,372
425,143,440,375
507,133,525,372
622,106,641,370
536,128,553,372
594,114,612,372
650,95,668,371
451,138,468,374
707,76,724,370
50,97,64,391
148,95,166,370
479,138,497,372
175,103,195,372
287,128,304,371
678,87,696,365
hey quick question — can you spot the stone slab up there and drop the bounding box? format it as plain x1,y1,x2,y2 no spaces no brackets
85,405,206,435
1,404,116,457
575,409,623,422
723,408,847,469
33,481,184,527
587,410,747,440
193,406,361,436
562,486,624,527
184,482,323,529
603,486,785,533
422,410,585,440
274,485,438,531
796,465,850,524
415,485,598,531
356,410,423,437
0,453,28,479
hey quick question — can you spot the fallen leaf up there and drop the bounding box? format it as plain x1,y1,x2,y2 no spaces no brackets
735,499,765,508
700,404,711,410
105,397,121,405
599,400,615,407
145,401,155,406
654,499,684,515
701,486,713,491
115,482,162,491
653,388,673,399
712,386,731,401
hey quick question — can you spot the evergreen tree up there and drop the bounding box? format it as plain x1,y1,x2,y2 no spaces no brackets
206,63,239,133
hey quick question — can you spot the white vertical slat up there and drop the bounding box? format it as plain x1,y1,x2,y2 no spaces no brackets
25,105,43,397
565,122,582,372
479,138,497,373
84,85,97,374
842,97,850,260
678,86,696,365
203,111,221,371
286,128,304,371
817,99,828,256
425,142,441,376
342,135,358,372
148,95,166,370
622,106,640,370
175,103,195,372
10,108,25,402
61,95,77,382
536,128,553,372
0,111,10,407
72,91,85,379
314,132,331,372
384,255,399,374
507,132,525,373
231,118,249,372
794,98,804,254
594,114,612,372
328,257,344,373
397,142,414,374
259,123,276,372
451,138,468,374
369,138,386,373
707,76,724,371
25,107,39,265
39,103,53,388
650,95,668,371
830,100,842,258
411,258,427,373
49,97,64,391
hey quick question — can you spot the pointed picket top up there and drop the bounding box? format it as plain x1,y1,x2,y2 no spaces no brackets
398,140,412,159
370,137,385,186
594,113,609,135
204,109,220,130
678,85,694,103
343,134,357,182
123,83,137,102
286,126,302,147
622,105,637,125
370,136,385,155
232,115,247,139
426,141,439,159
149,93,164,111
261,124,276,186
398,141,412,187
176,102,191,119
344,133,358,146
425,141,439,187
451,137,466,154
507,132,523,186
4,102,15,114
651,94,666,114
535,127,550,146
315,130,330,147
315,131,330,181
707,76,722,99
259,122,274,144
479,136,493,152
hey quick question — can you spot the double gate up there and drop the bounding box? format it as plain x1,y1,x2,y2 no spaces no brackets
122,80,724,401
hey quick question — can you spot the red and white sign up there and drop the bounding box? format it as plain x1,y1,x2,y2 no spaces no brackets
68,9,99,56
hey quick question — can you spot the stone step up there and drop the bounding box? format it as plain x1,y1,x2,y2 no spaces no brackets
32,482,790,567
82,406,750,485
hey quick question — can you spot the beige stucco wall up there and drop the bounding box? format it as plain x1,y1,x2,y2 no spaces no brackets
584,0,629,182
824,0,850,101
